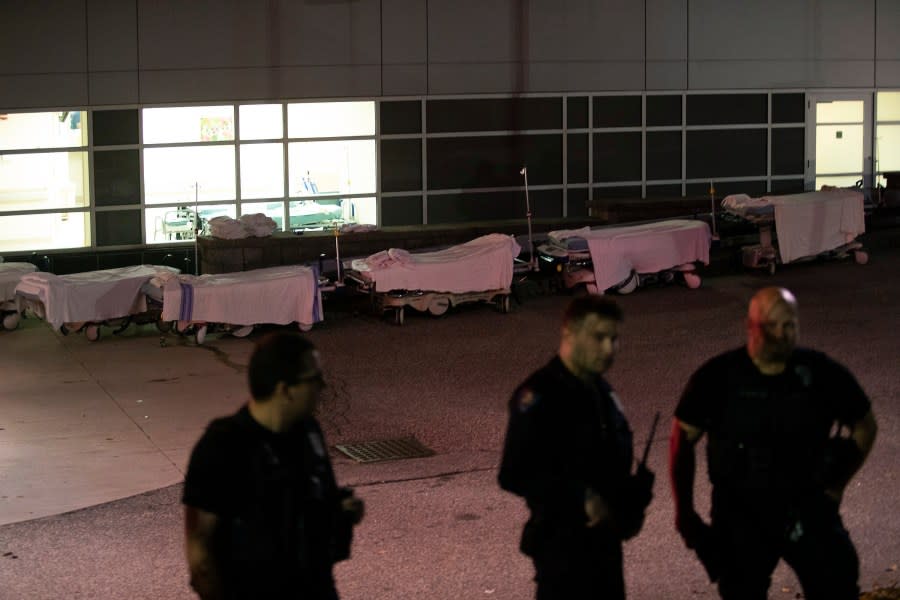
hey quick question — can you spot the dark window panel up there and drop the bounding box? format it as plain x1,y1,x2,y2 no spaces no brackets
380,101,422,135
646,131,682,180
96,209,142,247
97,252,142,269
647,95,682,127
567,133,588,184
772,128,804,175
771,179,805,194
593,132,641,182
646,184,683,197
427,189,561,224
50,254,99,275
382,196,423,227
773,93,805,124
686,129,767,178
687,180,767,197
687,94,767,125
426,98,562,133
593,96,642,128
92,109,139,146
94,149,140,207
381,139,422,192
593,186,642,198
567,188,589,218
143,249,192,270
427,135,561,189
567,97,588,129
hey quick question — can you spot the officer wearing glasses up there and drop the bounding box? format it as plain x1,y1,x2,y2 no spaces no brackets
184,332,364,599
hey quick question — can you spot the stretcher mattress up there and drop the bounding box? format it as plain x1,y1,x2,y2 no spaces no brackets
159,265,322,327
349,233,522,293
14,265,179,330
722,189,865,263
552,220,711,293
1,263,37,301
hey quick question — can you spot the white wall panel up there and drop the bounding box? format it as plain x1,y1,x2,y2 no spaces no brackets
87,0,138,71
428,61,644,95
89,72,140,106
689,0,875,89
138,66,381,104
876,0,900,86
0,1,87,75
0,74,89,109
381,65,428,96
646,61,687,90
646,0,687,89
383,0,426,63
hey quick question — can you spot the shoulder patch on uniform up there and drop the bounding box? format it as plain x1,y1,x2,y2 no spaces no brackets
515,387,539,412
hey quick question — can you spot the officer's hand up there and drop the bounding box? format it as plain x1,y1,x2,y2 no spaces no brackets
584,490,611,528
342,495,365,525
675,508,708,549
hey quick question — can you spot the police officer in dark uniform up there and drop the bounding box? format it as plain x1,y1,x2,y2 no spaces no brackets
670,287,878,600
183,332,364,600
499,295,653,600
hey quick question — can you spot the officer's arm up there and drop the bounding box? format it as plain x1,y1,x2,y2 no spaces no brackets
185,505,224,600
826,408,878,501
669,418,705,545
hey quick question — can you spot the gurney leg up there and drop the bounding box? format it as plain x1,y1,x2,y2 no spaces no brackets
394,306,405,326
195,324,208,345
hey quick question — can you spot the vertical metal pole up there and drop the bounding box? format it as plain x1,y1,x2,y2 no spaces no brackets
521,167,536,271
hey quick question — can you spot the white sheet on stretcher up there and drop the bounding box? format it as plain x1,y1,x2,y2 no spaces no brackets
1,263,37,301
767,190,865,263
350,233,522,293
160,265,322,327
579,220,711,292
14,265,179,330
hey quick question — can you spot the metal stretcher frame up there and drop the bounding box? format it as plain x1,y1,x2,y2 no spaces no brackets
1,262,38,331
536,220,708,295
14,265,179,341
721,191,868,275
155,265,324,344
343,269,510,325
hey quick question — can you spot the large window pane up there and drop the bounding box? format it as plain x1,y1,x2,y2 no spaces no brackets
816,101,863,124
144,146,236,204
288,140,375,197
145,204,235,244
877,92,900,122
0,211,90,253
239,104,283,140
288,197,375,228
287,102,375,138
876,124,900,172
240,144,284,199
142,106,235,144
0,151,88,211
0,111,86,150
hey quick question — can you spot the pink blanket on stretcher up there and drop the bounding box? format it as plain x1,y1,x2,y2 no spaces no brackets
1,263,37,301
160,265,322,327
350,233,522,293
579,220,711,292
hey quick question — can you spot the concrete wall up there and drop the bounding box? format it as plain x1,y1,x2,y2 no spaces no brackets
1,0,897,109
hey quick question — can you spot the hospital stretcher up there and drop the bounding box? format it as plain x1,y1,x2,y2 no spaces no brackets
343,233,521,325
1,262,38,330
536,219,711,294
13,265,180,341
154,265,323,344
721,189,867,274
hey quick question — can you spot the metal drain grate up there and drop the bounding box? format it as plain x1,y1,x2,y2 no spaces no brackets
335,437,435,463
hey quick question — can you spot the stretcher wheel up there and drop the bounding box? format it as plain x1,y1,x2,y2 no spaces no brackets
854,250,869,265
298,323,313,332
156,320,173,333
231,325,253,338
195,324,208,345
428,296,450,316
768,262,777,275
84,324,101,342
683,272,701,289
2,312,20,330
616,272,639,295
498,294,511,314
394,306,405,326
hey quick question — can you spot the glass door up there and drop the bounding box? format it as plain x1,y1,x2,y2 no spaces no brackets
806,93,872,191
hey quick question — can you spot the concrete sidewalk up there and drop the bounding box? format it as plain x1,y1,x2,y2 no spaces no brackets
1,245,898,599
